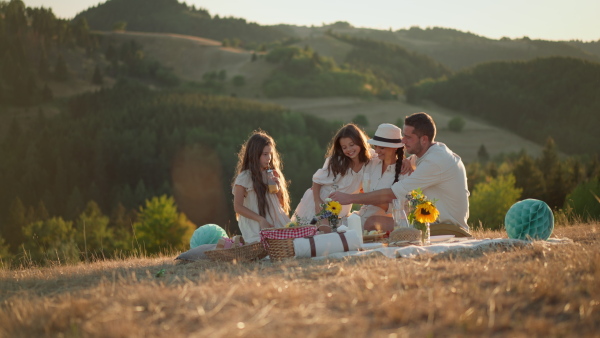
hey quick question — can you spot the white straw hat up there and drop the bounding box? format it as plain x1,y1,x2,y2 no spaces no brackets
367,123,404,148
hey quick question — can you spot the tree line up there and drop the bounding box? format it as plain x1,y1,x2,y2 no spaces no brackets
0,80,339,264
262,45,399,98
326,32,451,90
75,0,290,46
406,57,600,155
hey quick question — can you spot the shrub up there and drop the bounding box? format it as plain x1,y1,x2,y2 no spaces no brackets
352,114,369,127
469,175,522,230
448,116,466,132
133,195,196,254
232,75,246,87
564,178,600,221
22,217,79,265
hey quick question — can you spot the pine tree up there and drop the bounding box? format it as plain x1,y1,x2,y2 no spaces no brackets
65,186,84,221
54,54,69,81
91,65,103,85
513,153,546,200
38,53,51,79
3,197,27,251
42,83,53,101
477,144,490,162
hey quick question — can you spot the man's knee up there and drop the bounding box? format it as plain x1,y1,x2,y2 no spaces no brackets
364,216,394,232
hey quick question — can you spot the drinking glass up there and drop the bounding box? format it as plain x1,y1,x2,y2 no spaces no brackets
392,199,409,228
362,173,371,193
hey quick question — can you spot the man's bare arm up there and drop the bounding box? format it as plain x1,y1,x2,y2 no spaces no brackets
329,188,396,206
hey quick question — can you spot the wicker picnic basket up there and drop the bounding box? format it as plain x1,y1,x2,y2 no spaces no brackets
387,227,421,246
205,241,267,263
260,226,318,261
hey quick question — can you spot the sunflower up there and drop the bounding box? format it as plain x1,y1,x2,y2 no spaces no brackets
326,201,342,216
414,201,439,224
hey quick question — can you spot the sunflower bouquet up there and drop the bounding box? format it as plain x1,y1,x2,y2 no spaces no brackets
406,188,440,243
315,198,343,231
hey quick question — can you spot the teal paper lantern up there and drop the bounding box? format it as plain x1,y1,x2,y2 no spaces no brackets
190,224,228,248
505,199,554,240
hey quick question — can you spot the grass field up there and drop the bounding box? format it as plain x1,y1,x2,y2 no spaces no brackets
262,97,544,163
1,223,598,337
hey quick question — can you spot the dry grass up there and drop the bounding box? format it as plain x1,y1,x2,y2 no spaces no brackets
1,224,598,337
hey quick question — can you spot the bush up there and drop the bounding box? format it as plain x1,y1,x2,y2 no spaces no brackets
22,217,79,265
232,75,246,87
448,116,466,132
352,114,369,127
564,178,600,221
133,195,196,254
469,175,522,230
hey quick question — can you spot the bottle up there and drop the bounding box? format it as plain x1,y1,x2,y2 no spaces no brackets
266,169,279,194
347,213,363,245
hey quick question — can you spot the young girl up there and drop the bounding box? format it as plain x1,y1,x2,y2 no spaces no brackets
232,131,291,243
358,123,407,231
292,123,372,224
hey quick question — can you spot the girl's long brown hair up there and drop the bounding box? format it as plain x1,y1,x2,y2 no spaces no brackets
233,131,290,218
325,123,371,179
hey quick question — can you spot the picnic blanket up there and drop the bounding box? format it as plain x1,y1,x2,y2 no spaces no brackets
312,237,572,260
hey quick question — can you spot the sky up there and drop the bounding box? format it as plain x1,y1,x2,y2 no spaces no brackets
22,0,600,41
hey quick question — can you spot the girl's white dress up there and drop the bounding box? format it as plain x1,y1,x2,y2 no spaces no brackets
233,170,290,243
292,157,366,224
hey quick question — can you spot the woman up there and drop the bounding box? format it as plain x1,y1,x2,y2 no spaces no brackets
357,123,408,231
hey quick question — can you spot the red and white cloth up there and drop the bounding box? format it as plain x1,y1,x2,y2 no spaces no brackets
260,226,318,249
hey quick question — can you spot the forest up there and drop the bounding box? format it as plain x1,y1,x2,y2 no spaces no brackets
75,0,290,46
327,32,451,89
262,45,399,98
406,57,600,155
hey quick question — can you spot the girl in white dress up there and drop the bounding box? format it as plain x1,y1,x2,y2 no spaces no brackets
358,123,408,231
232,131,291,243
292,123,372,225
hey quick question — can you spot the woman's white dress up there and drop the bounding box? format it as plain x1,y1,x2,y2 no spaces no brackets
355,157,398,226
292,157,366,224
233,170,290,243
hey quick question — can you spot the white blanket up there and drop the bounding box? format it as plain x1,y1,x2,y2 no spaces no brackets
312,238,572,260
294,230,361,258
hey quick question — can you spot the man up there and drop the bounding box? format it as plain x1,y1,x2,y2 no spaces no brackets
330,112,471,237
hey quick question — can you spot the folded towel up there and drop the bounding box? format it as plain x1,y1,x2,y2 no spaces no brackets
293,230,361,258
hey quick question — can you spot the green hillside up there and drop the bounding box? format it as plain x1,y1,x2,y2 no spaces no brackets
406,57,600,155
327,32,451,89
309,25,600,71
0,81,339,246
75,0,290,46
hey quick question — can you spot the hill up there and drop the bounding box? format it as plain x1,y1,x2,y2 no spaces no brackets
406,57,600,155
75,0,290,46
285,24,600,71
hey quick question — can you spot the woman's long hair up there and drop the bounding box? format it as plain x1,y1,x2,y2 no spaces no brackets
233,131,290,217
325,123,371,179
393,147,406,183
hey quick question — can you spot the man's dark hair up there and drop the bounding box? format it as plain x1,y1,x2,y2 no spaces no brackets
405,112,436,142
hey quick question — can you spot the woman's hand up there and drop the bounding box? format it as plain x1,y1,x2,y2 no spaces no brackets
258,217,274,229
314,202,323,215
400,158,415,176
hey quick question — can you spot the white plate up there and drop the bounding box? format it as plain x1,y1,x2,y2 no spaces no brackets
430,235,455,242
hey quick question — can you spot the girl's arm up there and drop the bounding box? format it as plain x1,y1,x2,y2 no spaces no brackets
312,181,324,214
233,184,273,229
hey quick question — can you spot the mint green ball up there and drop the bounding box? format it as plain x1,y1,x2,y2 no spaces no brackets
190,224,228,248
505,199,554,240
